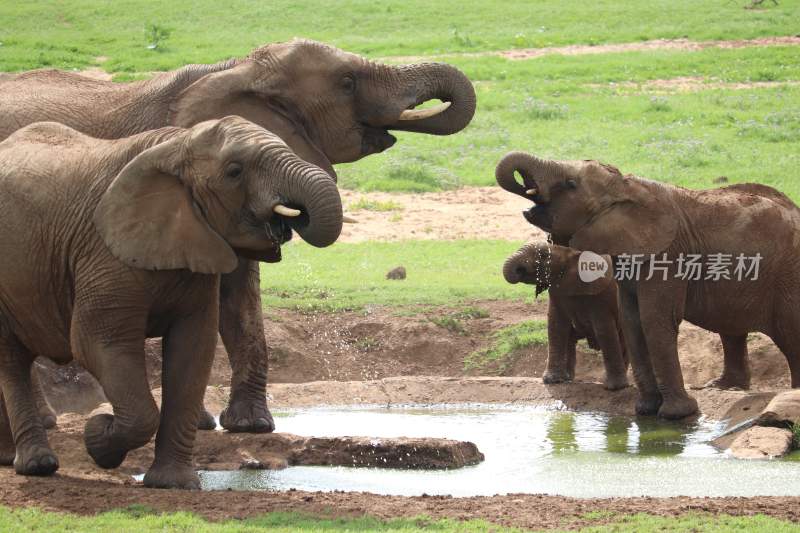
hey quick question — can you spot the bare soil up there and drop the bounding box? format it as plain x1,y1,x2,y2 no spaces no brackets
338,187,539,243
498,36,800,60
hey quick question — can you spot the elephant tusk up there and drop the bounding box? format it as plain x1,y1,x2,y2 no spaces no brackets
274,205,301,217
398,101,451,121
526,188,538,196
342,215,359,224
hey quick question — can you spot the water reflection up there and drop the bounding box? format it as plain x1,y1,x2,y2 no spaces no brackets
545,412,699,457
196,405,800,497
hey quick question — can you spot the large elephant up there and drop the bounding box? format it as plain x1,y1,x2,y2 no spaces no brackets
0,116,342,488
503,242,629,391
0,39,476,432
496,152,800,419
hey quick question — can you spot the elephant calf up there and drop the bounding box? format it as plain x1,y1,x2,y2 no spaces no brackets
497,151,800,419
503,242,629,390
0,116,342,488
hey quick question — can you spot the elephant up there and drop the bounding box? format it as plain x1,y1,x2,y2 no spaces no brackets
496,151,800,419
503,242,629,391
0,38,476,432
0,116,342,488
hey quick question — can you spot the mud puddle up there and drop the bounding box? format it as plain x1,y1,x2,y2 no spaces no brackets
194,404,800,498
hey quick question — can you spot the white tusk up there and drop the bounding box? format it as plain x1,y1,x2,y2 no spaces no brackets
526,188,538,196
398,101,451,121
274,205,301,217
342,215,359,224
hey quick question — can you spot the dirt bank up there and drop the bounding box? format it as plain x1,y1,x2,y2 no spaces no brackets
41,298,792,417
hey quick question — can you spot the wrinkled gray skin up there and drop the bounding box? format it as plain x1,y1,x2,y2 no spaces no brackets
497,152,800,419
0,39,476,433
0,116,342,488
503,242,629,391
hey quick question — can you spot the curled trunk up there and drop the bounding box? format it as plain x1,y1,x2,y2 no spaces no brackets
389,63,476,135
495,151,567,201
278,158,343,248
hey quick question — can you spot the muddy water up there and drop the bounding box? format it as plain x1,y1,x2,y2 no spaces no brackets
199,405,800,497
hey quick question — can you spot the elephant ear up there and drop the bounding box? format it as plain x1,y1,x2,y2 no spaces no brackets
93,138,238,274
554,254,614,296
169,61,337,179
569,178,678,256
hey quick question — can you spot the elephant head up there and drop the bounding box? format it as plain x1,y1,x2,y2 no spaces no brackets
169,39,476,177
94,116,342,274
503,242,613,296
495,152,678,256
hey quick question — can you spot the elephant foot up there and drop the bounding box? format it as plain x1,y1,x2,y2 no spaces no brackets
143,462,200,490
13,444,59,476
703,375,750,391
219,398,275,434
657,395,699,420
603,375,630,391
197,409,217,431
635,393,663,416
543,371,573,385
84,413,128,469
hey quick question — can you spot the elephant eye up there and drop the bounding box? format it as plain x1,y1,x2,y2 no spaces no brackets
225,162,243,179
565,178,577,189
341,74,356,95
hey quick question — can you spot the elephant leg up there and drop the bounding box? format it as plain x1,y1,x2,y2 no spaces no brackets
0,339,58,476
217,259,274,433
0,397,15,465
618,280,661,415
637,281,698,419
144,303,217,490
704,334,750,390
31,361,57,429
593,321,630,391
543,300,574,384
74,319,159,470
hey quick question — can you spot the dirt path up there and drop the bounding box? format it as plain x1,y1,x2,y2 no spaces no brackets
387,36,800,63
339,187,540,242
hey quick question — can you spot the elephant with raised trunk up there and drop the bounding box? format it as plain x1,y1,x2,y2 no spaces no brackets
497,151,800,419
0,116,342,488
0,39,476,432
503,242,629,391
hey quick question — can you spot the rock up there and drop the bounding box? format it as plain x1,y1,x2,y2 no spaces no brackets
730,426,793,459
757,390,800,427
386,266,407,280
290,436,484,469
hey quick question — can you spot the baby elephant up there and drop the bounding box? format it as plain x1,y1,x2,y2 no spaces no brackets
0,116,342,488
503,242,629,391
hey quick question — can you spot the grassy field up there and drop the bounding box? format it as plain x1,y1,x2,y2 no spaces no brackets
261,240,534,311
1,1,798,71
1,507,798,532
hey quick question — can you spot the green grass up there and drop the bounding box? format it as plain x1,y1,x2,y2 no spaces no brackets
1,507,797,532
1,0,798,72
261,240,533,312
349,198,405,212
464,320,548,373
339,46,800,199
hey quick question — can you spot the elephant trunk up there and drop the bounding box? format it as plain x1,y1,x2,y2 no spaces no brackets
276,157,343,248
495,151,566,202
388,63,476,135
502,250,527,284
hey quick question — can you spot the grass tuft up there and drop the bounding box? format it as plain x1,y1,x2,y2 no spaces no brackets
465,320,548,373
